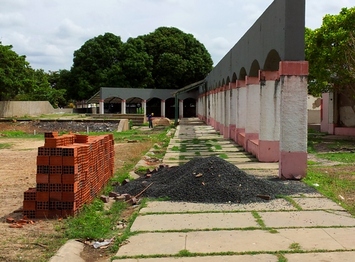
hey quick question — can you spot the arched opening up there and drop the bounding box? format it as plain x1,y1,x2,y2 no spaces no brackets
126,97,143,114
104,96,121,113
183,98,196,117
165,97,175,119
147,97,161,117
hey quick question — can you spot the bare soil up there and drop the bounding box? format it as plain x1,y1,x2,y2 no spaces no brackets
0,122,153,262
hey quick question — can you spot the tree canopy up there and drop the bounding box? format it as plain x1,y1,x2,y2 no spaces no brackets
0,42,66,107
67,27,213,100
306,7,355,98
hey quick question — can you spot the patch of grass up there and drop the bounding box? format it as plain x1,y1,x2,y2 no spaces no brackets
316,152,355,163
307,160,318,166
304,167,355,215
171,146,180,151
0,143,12,149
0,130,43,138
276,253,287,262
289,242,301,251
214,145,222,150
177,249,193,257
191,138,200,144
251,211,266,228
65,199,126,240
282,196,303,210
219,153,228,159
195,151,201,156
179,155,186,160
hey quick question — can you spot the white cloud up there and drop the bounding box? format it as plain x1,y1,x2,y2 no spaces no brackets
1,0,354,71
0,13,25,27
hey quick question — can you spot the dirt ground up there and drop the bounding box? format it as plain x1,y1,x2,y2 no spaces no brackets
0,122,153,262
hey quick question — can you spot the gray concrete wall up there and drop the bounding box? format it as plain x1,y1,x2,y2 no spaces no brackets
0,101,72,117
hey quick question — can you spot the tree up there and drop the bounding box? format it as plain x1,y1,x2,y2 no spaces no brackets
141,27,213,89
66,28,213,100
70,33,126,100
306,7,355,99
120,37,154,88
0,42,32,100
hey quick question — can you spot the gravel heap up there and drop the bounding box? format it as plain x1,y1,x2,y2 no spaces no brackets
115,156,316,204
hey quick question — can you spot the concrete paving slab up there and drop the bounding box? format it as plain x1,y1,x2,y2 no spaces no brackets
139,200,296,213
236,162,279,170
115,232,187,257
277,228,349,251
292,197,345,210
260,210,355,228
287,192,325,198
323,228,355,249
186,230,292,253
113,254,278,262
130,212,259,232
285,251,355,262
49,239,85,262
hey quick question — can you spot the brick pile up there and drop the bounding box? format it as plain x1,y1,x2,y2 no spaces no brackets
23,132,115,219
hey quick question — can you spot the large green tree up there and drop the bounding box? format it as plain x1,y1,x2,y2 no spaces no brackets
0,42,66,107
67,27,213,100
306,7,355,98
69,33,126,100
0,42,33,100
141,27,213,89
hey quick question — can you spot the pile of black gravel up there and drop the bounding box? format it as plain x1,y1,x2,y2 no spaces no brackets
114,156,316,204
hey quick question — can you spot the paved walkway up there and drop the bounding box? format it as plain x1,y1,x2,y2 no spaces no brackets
112,118,355,261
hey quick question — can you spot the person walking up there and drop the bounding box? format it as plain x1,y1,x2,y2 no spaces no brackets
147,113,154,128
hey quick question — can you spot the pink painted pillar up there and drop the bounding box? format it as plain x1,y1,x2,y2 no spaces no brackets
279,61,309,180
121,99,126,114
161,100,166,117
179,99,183,119
236,80,246,146
99,99,104,114
229,82,237,141
258,70,280,162
142,100,147,123
244,76,260,151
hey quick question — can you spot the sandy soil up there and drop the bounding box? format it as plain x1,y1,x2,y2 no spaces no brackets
0,122,152,262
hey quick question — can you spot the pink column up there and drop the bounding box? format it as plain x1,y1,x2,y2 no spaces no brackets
142,100,147,123
99,99,104,114
279,61,309,179
236,80,246,146
258,70,280,162
161,100,165,117
229,82,237,142
244,76,260,151
121,99,126,114
179,99,183,119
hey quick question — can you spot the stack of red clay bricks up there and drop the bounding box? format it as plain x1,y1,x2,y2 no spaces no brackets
23,132,114,219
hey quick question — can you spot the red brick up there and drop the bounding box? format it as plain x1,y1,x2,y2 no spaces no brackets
36,191,49,201
36,174,49,184
50,156,62,165
48,210,62,219
35,210,49,219
24,188,36,201
49,174,62,184
37,156,49,165
36,201,49,210
62,156,78,165
62,174,79,183
49,192,62,201
23,201,36,210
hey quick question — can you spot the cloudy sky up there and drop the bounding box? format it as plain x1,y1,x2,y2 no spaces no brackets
1,0,354,72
